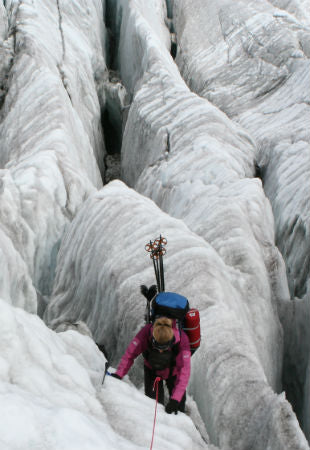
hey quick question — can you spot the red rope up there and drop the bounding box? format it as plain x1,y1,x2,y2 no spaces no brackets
150,376,161,450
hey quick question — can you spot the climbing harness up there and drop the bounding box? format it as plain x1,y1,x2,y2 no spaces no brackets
150,376,161,450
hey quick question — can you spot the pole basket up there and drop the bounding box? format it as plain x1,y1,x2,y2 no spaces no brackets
145,235,167,292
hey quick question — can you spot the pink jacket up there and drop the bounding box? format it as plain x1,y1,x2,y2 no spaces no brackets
115,323,191,402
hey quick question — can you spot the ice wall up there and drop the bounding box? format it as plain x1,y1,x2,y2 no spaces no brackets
0,0,309,447
117,0,286,388
0,0,106,309
172,0,310,301
171,0,310,437
45,181,309,450
1,297,209,450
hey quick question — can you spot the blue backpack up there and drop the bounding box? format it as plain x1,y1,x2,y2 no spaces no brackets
151,291,189,322
141,237,200,354
141,286,200,354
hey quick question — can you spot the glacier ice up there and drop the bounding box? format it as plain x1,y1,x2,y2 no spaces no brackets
45,181,308,449
0,0,309,448
0,0,106,305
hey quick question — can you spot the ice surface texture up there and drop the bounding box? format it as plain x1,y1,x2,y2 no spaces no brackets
173,0,310,301
45,181,308,450
171,0,310,436
0,0,106,305
0,0,309,448
1,298,207,449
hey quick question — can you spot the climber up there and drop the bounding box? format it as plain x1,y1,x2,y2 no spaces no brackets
111,316,191,414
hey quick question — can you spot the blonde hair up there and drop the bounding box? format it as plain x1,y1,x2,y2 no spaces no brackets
153,317,173,344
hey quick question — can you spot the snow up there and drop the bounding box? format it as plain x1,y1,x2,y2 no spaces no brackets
44,180,309,449
0,0,309,448
172,0,310,303
115,0,180,95
0,0,106,303
169,0,310,436
237,68,310,301
173,0,310,116
0,223,37,313
268,0,310,26
0,4,6,40
117,0,285,392
0,298,209,450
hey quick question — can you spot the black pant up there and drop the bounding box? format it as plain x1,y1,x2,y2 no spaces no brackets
144,365,186,412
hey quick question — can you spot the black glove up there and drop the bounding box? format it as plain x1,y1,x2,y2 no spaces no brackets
110,373,122,380
165,399,179,414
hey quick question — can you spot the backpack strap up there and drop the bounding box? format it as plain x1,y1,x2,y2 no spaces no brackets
142,326,153,360
143,326,180,372
168,342,179,377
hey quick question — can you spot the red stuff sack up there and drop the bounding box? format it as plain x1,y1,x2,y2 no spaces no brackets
183,308,201,354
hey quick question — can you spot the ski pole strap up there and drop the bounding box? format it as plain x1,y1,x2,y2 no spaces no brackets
150,376,161,450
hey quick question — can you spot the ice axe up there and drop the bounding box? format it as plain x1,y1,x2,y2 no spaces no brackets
101,360,110,385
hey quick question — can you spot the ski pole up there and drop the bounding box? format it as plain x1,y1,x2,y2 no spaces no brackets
157,235,166,292
159,252,165,292
146,240,160,290
153,254,160,291
145,236,167,293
